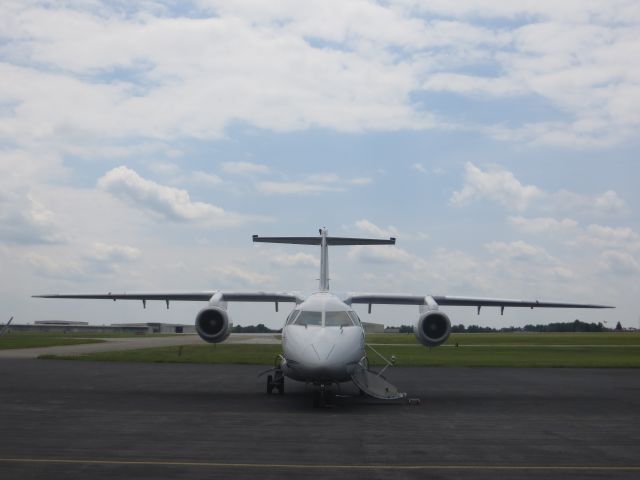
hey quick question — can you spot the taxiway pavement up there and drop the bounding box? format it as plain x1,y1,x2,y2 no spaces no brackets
0,333,280,359
0,360,638,479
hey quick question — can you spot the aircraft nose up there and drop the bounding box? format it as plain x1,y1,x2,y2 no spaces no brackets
311,341,335,362
285,326,362,367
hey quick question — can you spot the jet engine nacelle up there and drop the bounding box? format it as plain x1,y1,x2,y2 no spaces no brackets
195,306,231,343
415,310,451,347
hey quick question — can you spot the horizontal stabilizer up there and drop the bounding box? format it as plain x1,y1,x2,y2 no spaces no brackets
253,235,395,246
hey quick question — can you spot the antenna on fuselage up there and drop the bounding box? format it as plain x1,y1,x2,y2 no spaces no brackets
252,229,396,292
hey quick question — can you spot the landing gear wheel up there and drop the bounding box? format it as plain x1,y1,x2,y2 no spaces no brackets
312,385,333,408
274,370,285,395
266,374,274,395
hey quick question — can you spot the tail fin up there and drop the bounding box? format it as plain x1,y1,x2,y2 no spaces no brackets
253,229,396,291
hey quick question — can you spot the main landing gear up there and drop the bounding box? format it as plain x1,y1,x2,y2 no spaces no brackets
266,368,284,395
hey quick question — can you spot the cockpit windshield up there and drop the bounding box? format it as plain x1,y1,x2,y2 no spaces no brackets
325,311,355,327
293,310,322,326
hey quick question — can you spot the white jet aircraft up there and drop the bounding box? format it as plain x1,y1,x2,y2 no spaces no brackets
34,228,612,406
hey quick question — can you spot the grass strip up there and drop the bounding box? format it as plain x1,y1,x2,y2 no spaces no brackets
42,341,640,368
367,332,640,346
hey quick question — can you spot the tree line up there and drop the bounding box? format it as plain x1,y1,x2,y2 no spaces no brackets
395,319,620,334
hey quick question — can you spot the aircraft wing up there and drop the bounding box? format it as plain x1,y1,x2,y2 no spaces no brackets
33,292,217,301
430,296,613,309
344,293,613,312
33,291,304,308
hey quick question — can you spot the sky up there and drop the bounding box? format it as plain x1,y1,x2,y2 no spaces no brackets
1,0,639,329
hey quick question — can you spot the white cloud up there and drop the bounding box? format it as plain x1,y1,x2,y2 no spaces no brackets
24,252,84,279
354,219,399,238
271,252,319,268
508,216,579,235
0,2,636,148
552,190,628,216
599,250,640,276
348,245,415,265
452,163,628,216
581,225,640,252
90,242,140,263
208,265,272,286
451,162,543,211
221,162,270,175
412,163,427,173
97,166,260,226
0,192,64,245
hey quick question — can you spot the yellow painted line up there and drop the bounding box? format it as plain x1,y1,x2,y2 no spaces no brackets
0,458,639,471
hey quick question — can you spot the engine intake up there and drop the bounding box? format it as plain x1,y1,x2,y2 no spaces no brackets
195,306,231,343
415,310,451,347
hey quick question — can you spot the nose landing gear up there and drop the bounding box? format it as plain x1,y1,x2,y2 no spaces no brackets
312,383,335,408
266,368,285,395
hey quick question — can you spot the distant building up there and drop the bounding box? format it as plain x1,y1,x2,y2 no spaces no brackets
35,320,89,326
362,322,384,334
112,323,196,334
9,321,195,334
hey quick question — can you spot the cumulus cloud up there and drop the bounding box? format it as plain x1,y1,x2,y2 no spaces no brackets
354,219,399,238
452,163,628,216
581,225,640,252
510,217,640,279
0,192,64,244
451,162,543,211
24,252,83,279
1,1,636,147
97,166,260,226
599,251,640,276
552,190,628,216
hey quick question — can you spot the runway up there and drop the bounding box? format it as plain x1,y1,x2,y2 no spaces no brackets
0,360,638,479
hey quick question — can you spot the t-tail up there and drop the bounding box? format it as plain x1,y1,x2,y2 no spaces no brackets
253,228,396,291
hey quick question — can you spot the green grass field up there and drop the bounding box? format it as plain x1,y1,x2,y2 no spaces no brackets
41,332,640,367
368,332,640,346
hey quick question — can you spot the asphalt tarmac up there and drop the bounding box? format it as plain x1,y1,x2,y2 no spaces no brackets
0,359,638,480
0,333,280,359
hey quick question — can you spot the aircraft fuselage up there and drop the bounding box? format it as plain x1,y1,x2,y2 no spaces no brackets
280,292,365,383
